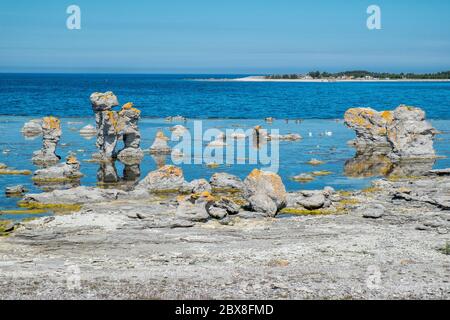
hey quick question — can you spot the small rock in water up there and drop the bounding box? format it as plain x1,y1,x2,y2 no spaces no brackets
210,172,244,190
79,124,96,136
149,130,171,154
21,119,43,137
0,163,6,169
292,173,315,183
5,185,28,196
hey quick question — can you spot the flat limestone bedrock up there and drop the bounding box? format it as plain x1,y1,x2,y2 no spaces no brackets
344,105,436,159
1,171,449,299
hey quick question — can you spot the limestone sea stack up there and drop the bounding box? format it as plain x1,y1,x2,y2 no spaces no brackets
117,102,144,163
31,116,62,165
150,130,171,154
344,105,436,159
90,92,120,159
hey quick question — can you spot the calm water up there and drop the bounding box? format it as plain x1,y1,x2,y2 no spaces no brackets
0,74,449,221
1,74,450,119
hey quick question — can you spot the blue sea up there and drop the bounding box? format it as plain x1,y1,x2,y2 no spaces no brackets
1,74,449,221
1,74,450,119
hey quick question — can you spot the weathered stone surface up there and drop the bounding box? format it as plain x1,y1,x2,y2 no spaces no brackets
176,192,213,222
345,106,436,160
268,133,302,141
117,102,143,161
21,119,43,137
3,171,450,300
137,165,184,192
210,172,244,190
117,148,144,164
33,156,82,183
362,204,385,219
150,131,171,154
243,169,287,216
90,91,119,111
97,160,120,184
90,92,120,159
208,206,228,219
31,116,62,164
214,197,240,215
287,187,334,210
184,179,212,194
22,186,127,205
387,105,436,159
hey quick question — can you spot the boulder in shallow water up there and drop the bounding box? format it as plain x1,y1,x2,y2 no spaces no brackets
33,155,83,183
243,169,287,216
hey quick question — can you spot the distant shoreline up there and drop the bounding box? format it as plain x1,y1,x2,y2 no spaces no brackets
231,76,450,83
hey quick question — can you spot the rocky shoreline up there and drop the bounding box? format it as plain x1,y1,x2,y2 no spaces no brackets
0,169,449,299
0,95,449,299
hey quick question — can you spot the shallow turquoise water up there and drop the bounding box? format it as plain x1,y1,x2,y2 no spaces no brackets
1,116,449,221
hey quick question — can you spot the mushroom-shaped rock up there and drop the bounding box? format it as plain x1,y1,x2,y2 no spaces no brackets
243,169,287,216
137,165,184,192
149,131,171,154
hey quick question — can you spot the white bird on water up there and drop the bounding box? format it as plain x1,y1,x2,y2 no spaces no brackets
325,131,333,136
308,131,313,137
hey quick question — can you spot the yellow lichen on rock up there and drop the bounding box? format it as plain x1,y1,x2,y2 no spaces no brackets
42,116,61,130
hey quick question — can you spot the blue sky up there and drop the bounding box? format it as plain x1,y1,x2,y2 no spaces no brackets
0,0,449,73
